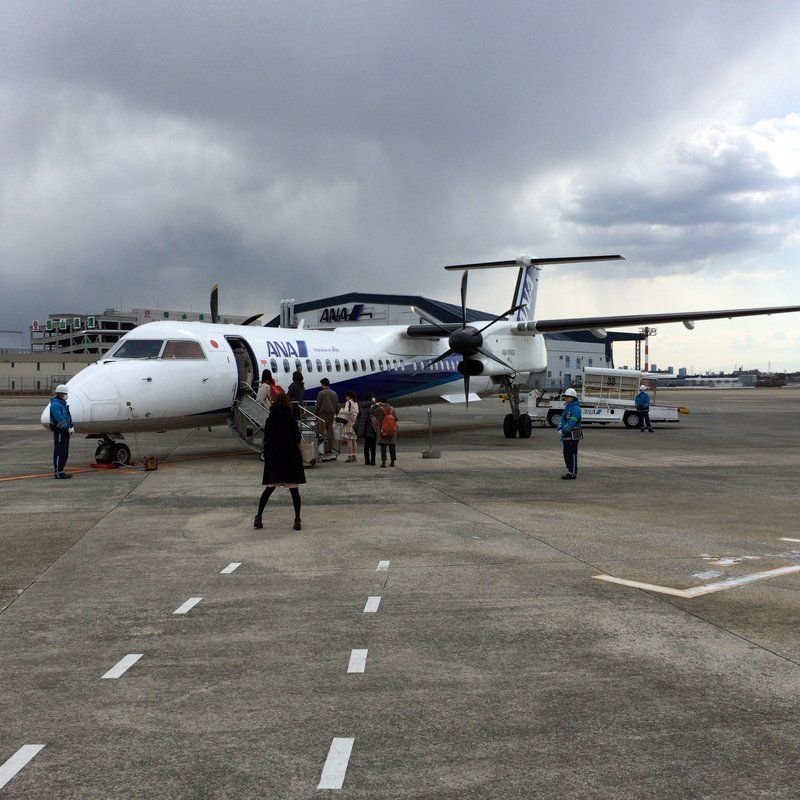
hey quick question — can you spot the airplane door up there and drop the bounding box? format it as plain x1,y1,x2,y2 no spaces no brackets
224,336,258,396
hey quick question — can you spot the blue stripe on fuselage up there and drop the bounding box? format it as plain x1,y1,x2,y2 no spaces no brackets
304,369,462,401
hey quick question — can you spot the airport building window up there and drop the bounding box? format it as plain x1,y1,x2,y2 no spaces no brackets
110,340,164,359
270,359,278,373
306,359,313,372
36,362,40,371
588,358,593,366
283,359,290,372
316,359,323,372
565,356,571,367
162,340,205,359
334,360,341,372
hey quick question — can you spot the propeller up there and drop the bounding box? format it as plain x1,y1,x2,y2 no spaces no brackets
210,285,219,324
414,280,524,407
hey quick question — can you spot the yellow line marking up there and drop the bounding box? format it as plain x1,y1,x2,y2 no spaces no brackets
594,565,800,598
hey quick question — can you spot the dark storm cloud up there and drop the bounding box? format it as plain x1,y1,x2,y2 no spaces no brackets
1,0,799,331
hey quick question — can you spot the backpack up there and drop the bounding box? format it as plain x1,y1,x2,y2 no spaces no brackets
380,406,398,438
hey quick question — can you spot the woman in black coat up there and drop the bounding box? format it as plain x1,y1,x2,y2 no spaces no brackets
255,393,306,530
354,391,377,465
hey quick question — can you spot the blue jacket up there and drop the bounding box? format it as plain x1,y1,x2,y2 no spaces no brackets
49,396,72,431
559,399,581,442
635,391,651,411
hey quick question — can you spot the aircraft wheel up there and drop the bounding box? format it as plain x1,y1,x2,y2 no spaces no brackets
259,451,266,462
623,411,640,429
95,442,112,464
517,414,533,439
546,410,561,428
503,414,517,438
112,443,132,465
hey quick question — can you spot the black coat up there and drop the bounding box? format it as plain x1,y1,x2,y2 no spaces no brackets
262,405,307,485
355,399,376,438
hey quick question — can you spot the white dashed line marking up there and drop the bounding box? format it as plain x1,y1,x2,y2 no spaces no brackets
376,560,390,571
101,654,143,679
779,537,800,543
347,649,368,673
0,745,45,789
173,597,203,615
317,737,354,790
363,596,381,613
220,562,241,574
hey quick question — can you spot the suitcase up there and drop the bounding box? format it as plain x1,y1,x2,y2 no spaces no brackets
299,438,317,467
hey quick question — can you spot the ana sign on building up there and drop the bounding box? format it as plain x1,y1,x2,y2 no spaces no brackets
319,304,372,323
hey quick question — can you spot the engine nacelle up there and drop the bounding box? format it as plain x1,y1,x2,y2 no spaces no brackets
458,359,485,376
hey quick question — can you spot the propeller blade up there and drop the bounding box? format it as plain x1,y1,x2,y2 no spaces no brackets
464,371,470,410
476,304,527,334
410,305,454,335
413,349,455,375
241,313,263,326
460,271,469,328
476,345,514,372
210,284,219,325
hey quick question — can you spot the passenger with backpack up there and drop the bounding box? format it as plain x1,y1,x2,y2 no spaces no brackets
372,397,399,468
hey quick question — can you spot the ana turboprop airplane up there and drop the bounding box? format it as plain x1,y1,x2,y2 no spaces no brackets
41,255,800,464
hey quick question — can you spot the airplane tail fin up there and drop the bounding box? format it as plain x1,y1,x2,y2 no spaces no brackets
511,264,540,323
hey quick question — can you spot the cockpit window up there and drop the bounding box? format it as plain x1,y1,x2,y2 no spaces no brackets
111,340,163,359
162,340,205,360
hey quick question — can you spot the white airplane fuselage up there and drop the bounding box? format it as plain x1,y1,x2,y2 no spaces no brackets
42,320,547,434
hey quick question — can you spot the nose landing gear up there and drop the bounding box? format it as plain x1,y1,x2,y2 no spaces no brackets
94,435,132,465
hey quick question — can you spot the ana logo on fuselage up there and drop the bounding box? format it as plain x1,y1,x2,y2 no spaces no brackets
266,340,308,358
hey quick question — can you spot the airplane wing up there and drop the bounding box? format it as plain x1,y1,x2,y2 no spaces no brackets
523,304,800,334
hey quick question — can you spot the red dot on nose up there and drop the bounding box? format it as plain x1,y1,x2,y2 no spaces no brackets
210,340,219,349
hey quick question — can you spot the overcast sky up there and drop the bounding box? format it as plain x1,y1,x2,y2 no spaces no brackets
2,1,800,370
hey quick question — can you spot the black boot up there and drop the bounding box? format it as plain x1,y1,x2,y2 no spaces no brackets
253,516,263,529
293,518,302,531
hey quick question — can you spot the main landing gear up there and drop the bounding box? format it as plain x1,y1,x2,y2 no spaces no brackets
500,377,532,439
94,435,132,465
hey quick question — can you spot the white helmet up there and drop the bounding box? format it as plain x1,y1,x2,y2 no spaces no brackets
55,384,69,395
562,388,579,399
639,385,647,391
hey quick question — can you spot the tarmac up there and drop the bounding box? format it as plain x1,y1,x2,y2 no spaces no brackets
1,389,799,798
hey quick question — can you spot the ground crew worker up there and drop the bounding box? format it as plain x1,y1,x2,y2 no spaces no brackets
635,384,655,432
558,387,582,480
49,384,74,479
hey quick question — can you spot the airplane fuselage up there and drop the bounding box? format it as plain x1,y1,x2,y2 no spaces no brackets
43,320,548,434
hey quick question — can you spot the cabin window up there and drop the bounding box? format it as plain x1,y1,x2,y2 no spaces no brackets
344,360,350,372
378,359,384,370
361,359,367,371
392,360,398,370
316,359,323,372
306,359,313,373
295,359,302,372
352,360,358,372
270,359,278,373
369,359,375,371
111,339,164,359
334,359,341,372
283,359,290,372
162,340,206,360
325,359,332,371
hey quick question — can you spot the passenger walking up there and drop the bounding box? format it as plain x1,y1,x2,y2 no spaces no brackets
254,393,306,531
287,371,305,420
355,392,377,465
49,384,74,479
314,378,340,455
257,369,274,410
635,384,655,432
372,397,399,468
338,390,359,462
558,387,582,480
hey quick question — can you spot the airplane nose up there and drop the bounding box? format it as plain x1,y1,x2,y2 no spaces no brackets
66,389,87,425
